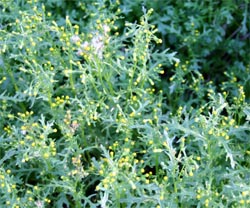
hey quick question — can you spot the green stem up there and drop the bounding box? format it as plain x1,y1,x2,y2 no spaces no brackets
155,153,159,176
115,189,120,208
69,57,76,96
7,66,26,111
127,64,137,99
96,59,115,96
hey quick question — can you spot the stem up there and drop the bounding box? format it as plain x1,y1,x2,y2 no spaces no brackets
115,188,121,208
127,63,137,99
97,59,115,96
7,66,26,111
69,56,76,96
155,153,159,176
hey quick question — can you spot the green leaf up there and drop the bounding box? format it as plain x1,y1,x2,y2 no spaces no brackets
56,193,70,208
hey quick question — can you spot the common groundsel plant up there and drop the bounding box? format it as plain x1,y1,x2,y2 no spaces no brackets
0,0,250,208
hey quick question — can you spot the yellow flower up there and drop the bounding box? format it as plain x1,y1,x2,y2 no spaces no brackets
189,171,194,177
43,153,49,159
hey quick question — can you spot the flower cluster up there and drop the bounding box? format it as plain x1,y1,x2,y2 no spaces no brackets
0,0,249,207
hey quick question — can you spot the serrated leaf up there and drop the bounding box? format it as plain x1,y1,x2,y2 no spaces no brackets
56,193,70,208
243,107,250,121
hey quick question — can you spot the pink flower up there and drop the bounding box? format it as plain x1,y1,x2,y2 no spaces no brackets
70,35,81,43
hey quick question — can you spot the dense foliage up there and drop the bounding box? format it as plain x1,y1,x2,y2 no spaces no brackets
0,0,250,207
